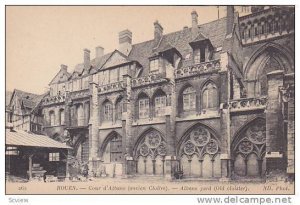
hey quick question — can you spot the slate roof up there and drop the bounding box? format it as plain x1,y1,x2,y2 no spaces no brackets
69,16,228,78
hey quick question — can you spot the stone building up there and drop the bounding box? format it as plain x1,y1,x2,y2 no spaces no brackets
31,6,294,181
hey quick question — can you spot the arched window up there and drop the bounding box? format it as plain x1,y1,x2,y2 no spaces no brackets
232,118,266,178
77,104,84,126
102,133,123,163
202,82,218,110
179,126,221,178
138,93,150,119
59,109,65,125
182,86,196,111
154,90,167,117
116,98,124,121
49,110,55,126
103,101,113,122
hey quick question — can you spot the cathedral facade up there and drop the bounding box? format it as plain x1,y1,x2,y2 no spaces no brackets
30,6,294,181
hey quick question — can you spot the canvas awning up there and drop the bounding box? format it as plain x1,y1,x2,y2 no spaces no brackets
6,130,71,149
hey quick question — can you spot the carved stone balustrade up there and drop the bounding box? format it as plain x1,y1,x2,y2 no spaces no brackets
229,96,268,112
132,73,167,88
98,81,125,94
69,89,90,100
175,59,221,79
42,94,66,106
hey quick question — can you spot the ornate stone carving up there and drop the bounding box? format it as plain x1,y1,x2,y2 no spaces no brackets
136,130,166,158
132,73,167,88
98,82,125,94
183,140,196,155
229,96,268,112
205,139,219,155
157,143,167,156
139,143,149,157
175,59,220,79
238,140,254,154
145,131,161,148
247,120,266,144
190,127,210,147
42,93,66,105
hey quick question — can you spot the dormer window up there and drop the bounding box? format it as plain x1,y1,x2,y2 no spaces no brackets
194,47,205,64
194,49,200,64
150,58,160,74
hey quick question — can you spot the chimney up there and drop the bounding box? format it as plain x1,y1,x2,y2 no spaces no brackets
95,46,104,58
226,6,234,35
118,29,132,56
83,48,90,69
154,20,163,47
60,64,68,71
191,10,198,29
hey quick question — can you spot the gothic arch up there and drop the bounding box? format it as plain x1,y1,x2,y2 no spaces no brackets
231,116,266,147
73,134,87,157
177,122,221,152
177,122,222,178
244,43,294,79
133,127,166,158
99,130,122,159
177,83,197,114
151,88,167,101
133,127,167,176
231,117,266,178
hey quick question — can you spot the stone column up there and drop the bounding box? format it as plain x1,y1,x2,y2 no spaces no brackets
89,81,100,175
281,82,295,180
164,62,177,179
286,98,295,179
265,70,284,174
122,73,133,177
219,52,231,181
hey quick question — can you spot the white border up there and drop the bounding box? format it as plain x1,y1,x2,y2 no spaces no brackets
1,0,298,205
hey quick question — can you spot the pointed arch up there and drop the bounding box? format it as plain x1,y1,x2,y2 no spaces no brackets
231,117,266,178
178,83,196,114
136,91,150,119
201,80,218,111
133,127,166,159
133,127,167,176
177,122,221,178
73,134,88,162
244,42,294,79
115,95,124,121
152,88,167,117
101,98,113,122
99,130,122,162
177,122,221,156
231,116,266,148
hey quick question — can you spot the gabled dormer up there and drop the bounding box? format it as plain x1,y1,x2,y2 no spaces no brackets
49,64,70,96
189,33,214,64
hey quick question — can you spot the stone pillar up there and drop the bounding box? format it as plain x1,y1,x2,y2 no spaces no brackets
65,92,72,127
265,70,284,174
89,81,100,175
286,99,295,178
219,52,231,181
122,73,133,177
281,83,295,179
164,62,177,179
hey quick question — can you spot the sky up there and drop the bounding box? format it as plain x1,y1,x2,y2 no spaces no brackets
6,6,228,94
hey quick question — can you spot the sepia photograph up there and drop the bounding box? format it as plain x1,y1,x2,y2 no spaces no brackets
5,5,295,196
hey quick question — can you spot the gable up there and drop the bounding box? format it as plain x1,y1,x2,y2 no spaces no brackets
101,51,131,69
49,69,70,85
